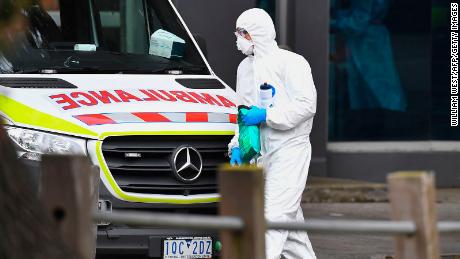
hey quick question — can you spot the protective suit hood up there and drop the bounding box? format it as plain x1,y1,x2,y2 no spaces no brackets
236,8,279,58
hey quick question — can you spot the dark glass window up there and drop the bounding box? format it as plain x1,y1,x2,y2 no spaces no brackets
329,0,458,141
97,0,149,54
257,0,276,22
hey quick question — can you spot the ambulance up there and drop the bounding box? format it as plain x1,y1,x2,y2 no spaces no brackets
0,0,237,258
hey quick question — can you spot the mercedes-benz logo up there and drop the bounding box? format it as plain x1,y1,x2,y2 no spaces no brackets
170,146,203,183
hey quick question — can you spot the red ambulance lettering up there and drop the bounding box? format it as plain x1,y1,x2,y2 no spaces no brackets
139,89,160,101
216,95,236,108
50,89,234,110
114,90,143,102
50,94,80,110
89,90,121,103
170,91,198,103
70,92,98,106
155,90,177,102
187,92,222,106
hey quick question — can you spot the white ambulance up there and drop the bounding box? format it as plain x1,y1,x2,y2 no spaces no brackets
0,0,236,258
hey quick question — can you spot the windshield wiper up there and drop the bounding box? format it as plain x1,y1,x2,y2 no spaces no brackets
117,65,207,75
148,65,208,75
13,65,208,75
13,68,58,74
14,66,106,74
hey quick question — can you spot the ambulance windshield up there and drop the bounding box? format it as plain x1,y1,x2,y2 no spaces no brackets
0,0,210,74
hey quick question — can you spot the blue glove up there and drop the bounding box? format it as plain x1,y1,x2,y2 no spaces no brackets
230,147,242,166
241,106,266,126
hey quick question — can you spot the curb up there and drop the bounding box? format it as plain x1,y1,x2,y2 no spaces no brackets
303,177,388,203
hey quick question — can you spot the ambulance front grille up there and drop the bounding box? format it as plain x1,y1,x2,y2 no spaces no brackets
101,135,232,196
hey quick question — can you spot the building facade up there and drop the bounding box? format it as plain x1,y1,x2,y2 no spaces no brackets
175,0,460,186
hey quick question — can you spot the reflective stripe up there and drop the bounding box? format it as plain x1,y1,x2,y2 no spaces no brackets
74,112,237,126
74,114,116,126
105,112,144,123
132,112,170,122
0,95,98,138
208,112,230,123
96,140,221,204
229,114,237,123
186,112,208,122
161,112,186,123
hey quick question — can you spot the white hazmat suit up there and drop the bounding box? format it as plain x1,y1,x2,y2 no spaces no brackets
228,8,317,259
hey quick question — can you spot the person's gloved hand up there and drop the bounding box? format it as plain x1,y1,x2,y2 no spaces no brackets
241,106,266,126
230,147,242,166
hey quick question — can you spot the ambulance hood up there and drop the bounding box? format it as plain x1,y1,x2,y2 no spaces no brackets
0,75,238,139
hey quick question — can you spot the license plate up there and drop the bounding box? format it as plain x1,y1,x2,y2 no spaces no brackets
163,237,212,259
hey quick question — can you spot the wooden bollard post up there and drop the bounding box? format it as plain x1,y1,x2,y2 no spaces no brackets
40,155,100,259
219,165,265,259
387,171,440,259
89,165,100,258
0,127,79,259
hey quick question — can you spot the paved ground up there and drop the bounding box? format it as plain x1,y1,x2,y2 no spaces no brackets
303,202,460,259
96,178,460,259
301,178,460,258
97,201,460,259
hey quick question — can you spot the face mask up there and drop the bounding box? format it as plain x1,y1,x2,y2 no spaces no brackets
236,36,254,56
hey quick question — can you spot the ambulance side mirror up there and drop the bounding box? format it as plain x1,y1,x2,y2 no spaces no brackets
193,34,208,59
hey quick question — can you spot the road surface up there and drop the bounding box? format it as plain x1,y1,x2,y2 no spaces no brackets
304,202,460,259
96,201,460,258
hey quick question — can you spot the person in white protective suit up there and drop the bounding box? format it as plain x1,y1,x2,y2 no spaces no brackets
228,8,317,259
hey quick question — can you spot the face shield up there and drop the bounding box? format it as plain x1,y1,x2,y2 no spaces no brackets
234,27,254,56
234,27,251,40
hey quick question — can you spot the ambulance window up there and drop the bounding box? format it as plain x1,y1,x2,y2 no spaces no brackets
145,0,206,69
97,0,149,54
26,0,93,48
0,0,209,74
42,0,60,26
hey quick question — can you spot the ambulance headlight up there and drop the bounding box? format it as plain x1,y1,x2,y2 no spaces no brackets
5,126,87,161
1,114,13,124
